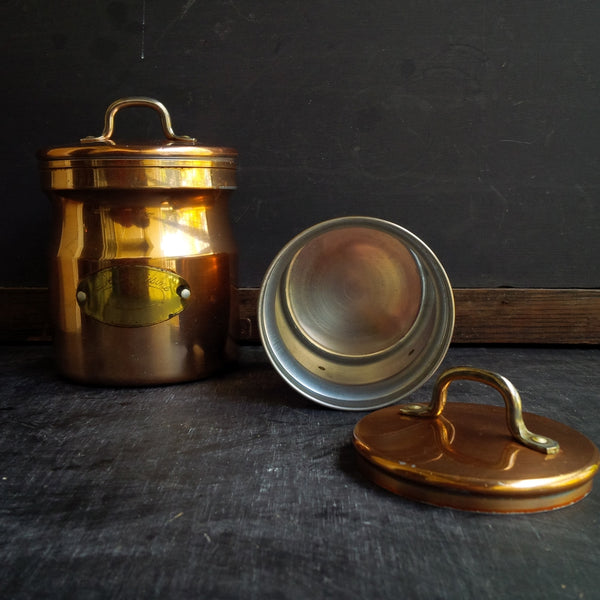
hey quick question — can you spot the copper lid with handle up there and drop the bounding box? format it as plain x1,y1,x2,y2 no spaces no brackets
354,367,599,513
38,96,237,191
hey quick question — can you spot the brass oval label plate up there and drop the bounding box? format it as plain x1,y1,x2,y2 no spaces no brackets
77,265,190,327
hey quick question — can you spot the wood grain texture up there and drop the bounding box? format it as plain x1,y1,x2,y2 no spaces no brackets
453,288,600,344
2,287,599,345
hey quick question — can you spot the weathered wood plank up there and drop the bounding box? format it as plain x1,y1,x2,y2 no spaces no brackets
2,287,599,345
452,288,600,344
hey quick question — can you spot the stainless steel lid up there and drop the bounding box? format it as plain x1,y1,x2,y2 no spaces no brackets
258,216,455,410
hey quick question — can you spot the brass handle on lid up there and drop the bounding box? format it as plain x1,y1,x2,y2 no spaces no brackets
399,366,560,455
80,96,197,143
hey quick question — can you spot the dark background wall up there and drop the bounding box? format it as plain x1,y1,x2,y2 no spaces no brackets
1,0,599,288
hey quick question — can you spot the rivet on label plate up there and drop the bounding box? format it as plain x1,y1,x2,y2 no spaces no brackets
178,286,191,300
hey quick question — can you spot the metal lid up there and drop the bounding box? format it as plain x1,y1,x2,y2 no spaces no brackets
38,97,237,190
258,217,455,410
354,367,600,513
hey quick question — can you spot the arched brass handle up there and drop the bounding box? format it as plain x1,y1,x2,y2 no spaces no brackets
398,366,560,455
80,96,196,143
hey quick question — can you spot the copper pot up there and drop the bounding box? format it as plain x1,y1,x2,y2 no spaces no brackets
38,97,238,385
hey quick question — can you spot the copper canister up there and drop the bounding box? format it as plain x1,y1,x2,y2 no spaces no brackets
38,97,238,385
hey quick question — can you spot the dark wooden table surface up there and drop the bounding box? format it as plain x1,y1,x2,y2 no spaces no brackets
1,344,599,599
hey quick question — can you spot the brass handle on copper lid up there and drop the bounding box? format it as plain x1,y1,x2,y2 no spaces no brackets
399,366,560,455
80,96,197,143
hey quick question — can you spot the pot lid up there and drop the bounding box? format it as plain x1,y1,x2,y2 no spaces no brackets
353,367,599,513
37,97,237,190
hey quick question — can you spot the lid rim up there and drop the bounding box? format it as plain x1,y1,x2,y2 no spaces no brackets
37,144,238,161
354,441,599,496
356,453,595,513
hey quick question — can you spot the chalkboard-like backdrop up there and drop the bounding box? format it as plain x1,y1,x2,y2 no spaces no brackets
1,0,599,288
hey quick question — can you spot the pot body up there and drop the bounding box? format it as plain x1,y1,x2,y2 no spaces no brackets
39,97,238,385
46,189,237,385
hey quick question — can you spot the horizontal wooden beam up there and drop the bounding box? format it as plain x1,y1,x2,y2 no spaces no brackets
0,287,52,343
2,287,599,345
452,288,600,344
